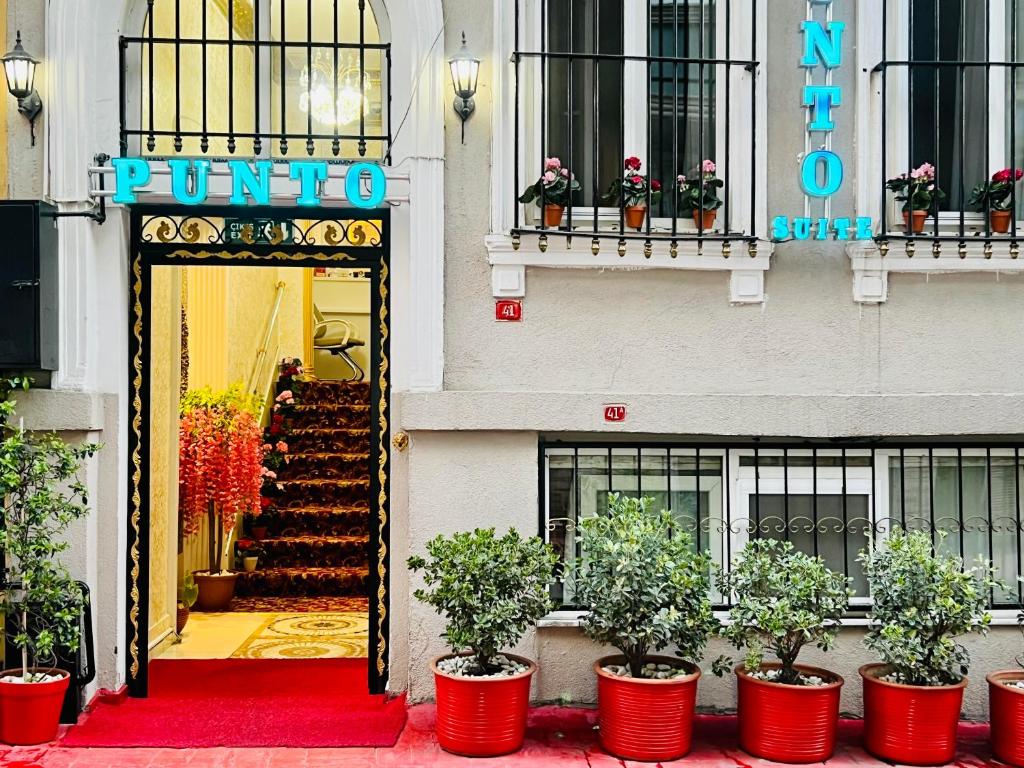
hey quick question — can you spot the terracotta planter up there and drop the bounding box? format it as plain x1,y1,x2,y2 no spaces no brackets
735,663,843,763
251,526,268,540
242,556,259,573
624,205,647,231
988,670,1024,767
192,571,238,612
175,603,190,634
543,204,565,228
860,663,966,766
431,653,535,757
991,209,1012,234
0,668,70,745
902,210,928,234
693,209,717,231
595,655,700,762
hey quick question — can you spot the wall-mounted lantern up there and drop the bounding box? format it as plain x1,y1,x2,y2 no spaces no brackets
448,32,480,144
2,31,41,146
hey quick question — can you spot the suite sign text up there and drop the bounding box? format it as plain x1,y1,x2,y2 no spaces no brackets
111,158,388,209
771,0,874,242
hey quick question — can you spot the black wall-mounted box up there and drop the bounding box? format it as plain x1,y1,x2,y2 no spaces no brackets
0,201,58,370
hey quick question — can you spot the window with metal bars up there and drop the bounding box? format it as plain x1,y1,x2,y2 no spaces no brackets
876,0,1023,240
542,442,1024,611
120,0,391,161
512,0,761,248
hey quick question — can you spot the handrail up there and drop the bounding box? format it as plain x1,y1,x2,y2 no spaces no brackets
248,280,287,412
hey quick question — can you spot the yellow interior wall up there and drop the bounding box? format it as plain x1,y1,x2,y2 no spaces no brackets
148,266,182,645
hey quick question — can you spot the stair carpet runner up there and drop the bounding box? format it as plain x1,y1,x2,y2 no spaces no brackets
233,379,371,613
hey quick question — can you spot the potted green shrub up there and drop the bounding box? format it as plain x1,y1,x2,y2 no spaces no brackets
0,379,100,745
678,159,724,231
886,163,945,234
568,494,717,762
859,528,1000,766
519,156,582,228
987,583,1024,767
716,539,851,763
176,574,198,635
408,528,557,757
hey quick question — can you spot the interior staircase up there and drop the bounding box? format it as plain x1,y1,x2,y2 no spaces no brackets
233,378,371,613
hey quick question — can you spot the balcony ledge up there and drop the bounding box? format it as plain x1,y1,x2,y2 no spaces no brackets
848,239,1024,303
486,233,775,304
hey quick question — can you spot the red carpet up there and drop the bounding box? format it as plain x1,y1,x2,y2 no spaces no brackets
61,659,406,748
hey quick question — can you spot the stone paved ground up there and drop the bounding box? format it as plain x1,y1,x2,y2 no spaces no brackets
0,705,996,767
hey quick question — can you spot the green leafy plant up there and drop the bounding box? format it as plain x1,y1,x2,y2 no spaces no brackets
519,157,582,208
970,168,1024,212
715,539,851,685
408,528,557,675
677,160,724,213
886,163,946,212
177,574,198,609
603,157,663,208
0,386,100,682
567,494,717,679
859,528,1001,686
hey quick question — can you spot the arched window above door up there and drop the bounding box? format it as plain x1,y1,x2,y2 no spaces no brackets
125,0,390,161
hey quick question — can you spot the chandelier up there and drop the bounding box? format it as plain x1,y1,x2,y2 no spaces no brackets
299,50,369,127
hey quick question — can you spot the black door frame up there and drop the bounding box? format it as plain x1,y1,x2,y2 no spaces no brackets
124,203,391,697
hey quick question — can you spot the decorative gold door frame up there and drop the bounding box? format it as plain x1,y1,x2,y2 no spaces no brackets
125,205,391,697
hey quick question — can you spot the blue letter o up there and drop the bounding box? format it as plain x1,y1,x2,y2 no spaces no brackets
345,162,387,209
801,150,844,197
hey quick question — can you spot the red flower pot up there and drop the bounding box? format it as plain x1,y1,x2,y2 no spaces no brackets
543,204,565,228
431,653,535,757
192,570,238,611
988,670,1024,767
902,210,928,234
595,655,700,762
624,205,647,231
693,209,717,231
0,668,70,745
735,663,843,763
860,663,966,766
991,210,1012,234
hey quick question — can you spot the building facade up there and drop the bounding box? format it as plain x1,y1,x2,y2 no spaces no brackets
2,0,1023,722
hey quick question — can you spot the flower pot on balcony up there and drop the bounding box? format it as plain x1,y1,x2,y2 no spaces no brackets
0,668,70,745
431,653,535,757
735,663,843,763
860,663,966,766
595,655,700,762
991,210,1012,234
902,210,929,234
543,204,565,228
624,205,647,231
192,570,238,612
988,670,1024,767
693,209,717,231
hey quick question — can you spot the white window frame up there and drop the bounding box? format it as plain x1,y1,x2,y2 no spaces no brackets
489,0,771,302
540,444,1023,623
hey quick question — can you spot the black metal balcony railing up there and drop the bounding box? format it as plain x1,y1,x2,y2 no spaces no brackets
119,0,392,161
543,441,1024,611
512,0,761,252
877,0,1023,248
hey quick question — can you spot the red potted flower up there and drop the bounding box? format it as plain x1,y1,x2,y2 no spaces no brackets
408,528,557,757
859,529,1001,766
970,168,1023,234
179,385,268,611
568,494,717,763
0,386,99,745
987,599,1024,767
519,157,582,228
716,539,851,763
604,157,662,231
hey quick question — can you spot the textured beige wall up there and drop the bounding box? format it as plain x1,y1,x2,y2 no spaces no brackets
147,267,182,644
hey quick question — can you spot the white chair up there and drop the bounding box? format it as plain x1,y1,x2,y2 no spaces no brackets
312,305,366,381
